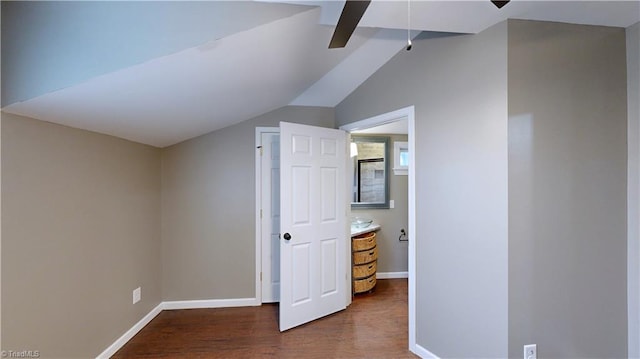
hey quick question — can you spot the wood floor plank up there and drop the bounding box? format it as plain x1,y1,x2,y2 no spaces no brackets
113,279,416,358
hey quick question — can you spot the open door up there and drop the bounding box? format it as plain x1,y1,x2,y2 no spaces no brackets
279,122,347,331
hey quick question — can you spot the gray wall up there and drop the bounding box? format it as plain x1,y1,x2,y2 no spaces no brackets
161,106,334,300
1,112,162,358
508,20,628,358
628,21,640,359
337,23,509,358
352,134,409,274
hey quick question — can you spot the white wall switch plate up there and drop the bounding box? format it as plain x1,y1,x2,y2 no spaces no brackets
390,199,395,208
133,287,141,304
524,344,537,359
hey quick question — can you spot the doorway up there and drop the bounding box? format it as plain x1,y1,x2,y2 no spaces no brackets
254,106,416,353
339,105,416,354
256,129,280,303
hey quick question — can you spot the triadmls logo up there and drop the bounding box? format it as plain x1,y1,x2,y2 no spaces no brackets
1,350,40,358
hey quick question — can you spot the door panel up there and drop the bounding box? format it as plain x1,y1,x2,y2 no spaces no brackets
291,166,311,225
292,243,311,304
320,167,338,222
279,122,347,331
320,238,338,295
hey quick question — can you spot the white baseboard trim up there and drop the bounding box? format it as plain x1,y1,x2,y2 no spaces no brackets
96,303,163,359
413,343,440,359
97,297,259,358
376,271,409,279
162,297,259,310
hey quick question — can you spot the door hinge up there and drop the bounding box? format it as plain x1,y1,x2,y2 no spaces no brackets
260,209,263,219
260,272,263,281
257,145,263,155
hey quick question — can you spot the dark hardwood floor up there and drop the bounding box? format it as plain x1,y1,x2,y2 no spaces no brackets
113,279,416,358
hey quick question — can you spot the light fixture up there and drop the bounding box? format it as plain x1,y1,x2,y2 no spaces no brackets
406,0,412,51
350,142,358,157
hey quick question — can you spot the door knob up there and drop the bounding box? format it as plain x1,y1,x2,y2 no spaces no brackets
283,233,292,241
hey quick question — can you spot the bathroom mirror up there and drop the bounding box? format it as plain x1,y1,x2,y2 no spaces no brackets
351,136,390,209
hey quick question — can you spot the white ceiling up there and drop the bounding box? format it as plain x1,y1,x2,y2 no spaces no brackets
352,118,408,135
359,0,639,32
2,7,378,147
2,1,638,147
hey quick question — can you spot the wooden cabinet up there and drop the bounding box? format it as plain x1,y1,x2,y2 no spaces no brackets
352,231,378,294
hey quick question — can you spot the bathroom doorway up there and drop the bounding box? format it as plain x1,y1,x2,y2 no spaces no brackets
339,105,417,353
254,105,417,353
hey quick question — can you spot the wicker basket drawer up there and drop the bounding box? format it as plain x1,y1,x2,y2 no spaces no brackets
353,246,377,265
353,260,377,279
352,232,376,251
353,275,376,294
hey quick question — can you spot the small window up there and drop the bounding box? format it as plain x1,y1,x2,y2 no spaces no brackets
393,141,408,175
399,149,409,167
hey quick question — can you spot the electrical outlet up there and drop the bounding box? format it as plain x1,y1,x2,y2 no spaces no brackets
133,287,141,304
523,344,536,359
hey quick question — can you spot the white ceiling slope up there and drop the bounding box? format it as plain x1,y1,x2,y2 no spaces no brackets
1,1,311,106
352,118,409,135
291,28,421,107
3,1,639,148
3,8,376,147
269,0,640,33
361,0,639,33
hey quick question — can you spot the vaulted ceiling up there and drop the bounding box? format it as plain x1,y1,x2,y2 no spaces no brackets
2,1,638,147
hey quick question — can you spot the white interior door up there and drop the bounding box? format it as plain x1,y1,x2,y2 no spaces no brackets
279,121,347,331
260,131,280,303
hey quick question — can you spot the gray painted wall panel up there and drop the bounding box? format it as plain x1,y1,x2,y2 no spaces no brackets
1,112,162,358
337,24,509,358
508,20,628,358
160,106,335,301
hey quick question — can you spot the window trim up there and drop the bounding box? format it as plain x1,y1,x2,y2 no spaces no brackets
393,141,409,175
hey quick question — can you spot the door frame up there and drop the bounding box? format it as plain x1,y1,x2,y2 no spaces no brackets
255,127,279,304
339,105,417,354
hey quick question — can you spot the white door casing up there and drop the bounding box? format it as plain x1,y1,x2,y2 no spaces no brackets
279,122,347,331
260,131,281,303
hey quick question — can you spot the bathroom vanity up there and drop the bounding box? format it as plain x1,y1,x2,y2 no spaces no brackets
351,224,380,294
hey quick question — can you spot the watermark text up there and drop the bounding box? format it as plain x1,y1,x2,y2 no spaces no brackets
1,350,40,358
